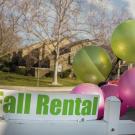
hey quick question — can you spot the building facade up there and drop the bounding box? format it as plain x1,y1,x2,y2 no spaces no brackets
10,38,116,78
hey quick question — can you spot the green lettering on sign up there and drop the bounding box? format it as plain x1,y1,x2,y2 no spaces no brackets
75,98,81,115
3,96,16,113
24,94,31,114
92,97,99,115
81,100,91,115
50,99,61,115
62,99,74,115
17,93,24,114
36,95,49,115
0,90,99,120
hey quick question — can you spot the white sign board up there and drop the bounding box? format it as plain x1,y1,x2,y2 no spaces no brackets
0,89,99,121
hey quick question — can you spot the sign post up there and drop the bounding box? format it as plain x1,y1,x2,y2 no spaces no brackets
104,97,121,135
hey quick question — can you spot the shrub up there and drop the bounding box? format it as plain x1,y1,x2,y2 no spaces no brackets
60,69,72,78
2,67,10,72
45,71,54,77
16,67,26,75
45,69,72,78
10,64,17,72
0,63,4,70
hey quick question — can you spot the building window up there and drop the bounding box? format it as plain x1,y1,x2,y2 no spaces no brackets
68,54,74,65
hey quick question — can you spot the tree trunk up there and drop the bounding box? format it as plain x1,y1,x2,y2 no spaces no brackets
37,48,41,87
52,58,58,85
52,47,59,85
36,68,40,87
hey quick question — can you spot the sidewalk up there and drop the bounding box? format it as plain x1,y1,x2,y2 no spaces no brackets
0,85,73,92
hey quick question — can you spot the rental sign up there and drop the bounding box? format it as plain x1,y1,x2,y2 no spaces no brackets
0,90,99,121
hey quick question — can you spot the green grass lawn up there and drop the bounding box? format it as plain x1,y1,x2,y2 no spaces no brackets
0,71,82,87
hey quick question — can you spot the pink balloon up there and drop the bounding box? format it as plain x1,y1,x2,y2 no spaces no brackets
119,68,135,108
101,84,119,99
71,83,104,119
101,84,128,116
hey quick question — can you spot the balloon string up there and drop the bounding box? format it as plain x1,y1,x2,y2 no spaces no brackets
98,57,121,87
106,57,121,81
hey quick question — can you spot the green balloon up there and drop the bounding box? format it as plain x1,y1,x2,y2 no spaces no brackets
111,20,135,63
73,46,112,84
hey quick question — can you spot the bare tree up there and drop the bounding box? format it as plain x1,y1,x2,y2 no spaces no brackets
80,0,130,46
21,0,80,85
0,0,25,58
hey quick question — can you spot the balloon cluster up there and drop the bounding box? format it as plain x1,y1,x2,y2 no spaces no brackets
71,20,135,119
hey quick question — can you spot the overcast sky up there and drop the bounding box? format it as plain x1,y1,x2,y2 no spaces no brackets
125,0,135,17
86,0,135,18
22,0,135,46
